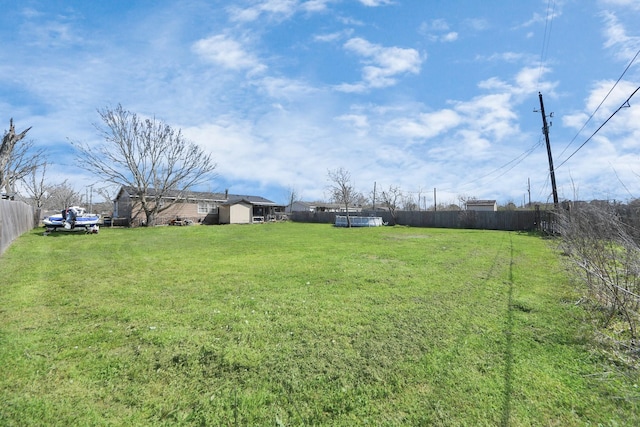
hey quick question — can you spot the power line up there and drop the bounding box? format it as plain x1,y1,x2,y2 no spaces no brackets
611,164,635,200
477,140,543,185
558,47,640,159
536,0,556,90
556,85,640,169
424,138,544,198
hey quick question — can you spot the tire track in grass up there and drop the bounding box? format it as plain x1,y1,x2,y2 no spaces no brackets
425,231,511,422
501,233,514,427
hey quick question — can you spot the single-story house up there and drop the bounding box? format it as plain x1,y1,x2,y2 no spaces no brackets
113,186,282,226
466,199,497,212
289,201,362,213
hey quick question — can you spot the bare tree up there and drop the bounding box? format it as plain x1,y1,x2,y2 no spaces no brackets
286,185,301,213
402,193,419,211
416,186,425,211
46,181,83,210
6,139,44,197
458,194,476,210
1,118,36,197
327,167,358,227
353,192,369,208
380,185,402,225
96,185,118,201
72,105,217,226
22,162,49,208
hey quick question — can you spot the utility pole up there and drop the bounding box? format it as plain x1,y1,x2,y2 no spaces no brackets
372,181,376,211
537,92,559,207
527,177,531,208
433,188,437,212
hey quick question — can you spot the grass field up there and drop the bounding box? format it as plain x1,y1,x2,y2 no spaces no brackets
1,222,638,426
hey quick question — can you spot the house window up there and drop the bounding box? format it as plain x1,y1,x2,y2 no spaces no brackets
198,202,217,214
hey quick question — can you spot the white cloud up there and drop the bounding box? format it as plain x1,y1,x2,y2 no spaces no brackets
358,0,394,6
601,11,640,61
227,0,332,22
441,32,458,42
339,37,422,90
192,35,266,74
20,7,42,19
336,113,368,128
477,66,556,100
333,82,368,93
301,0,335,12
456,129,492,153
578,79,640,133
255,76,319,100
476,52,533,63
420,19,450,32
600,0,640,10
517,7,562,29
336,113,369,136
464,18,490,31
419,19,459,43
314,29,354,43
559,79,640,189
452,93,519,142
513,66,553,95
384,109,461,140
18,8,84,49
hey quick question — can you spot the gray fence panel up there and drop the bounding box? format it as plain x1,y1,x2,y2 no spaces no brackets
291,209,546,231
0,200,38,256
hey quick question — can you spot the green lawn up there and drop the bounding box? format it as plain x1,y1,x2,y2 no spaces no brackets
1,223,638,426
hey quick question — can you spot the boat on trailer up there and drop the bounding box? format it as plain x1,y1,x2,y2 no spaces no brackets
43,206,100,234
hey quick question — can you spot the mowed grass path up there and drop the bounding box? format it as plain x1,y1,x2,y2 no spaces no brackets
1,223,638,426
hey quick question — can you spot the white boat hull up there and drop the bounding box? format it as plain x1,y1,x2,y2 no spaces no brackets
43,207,101,233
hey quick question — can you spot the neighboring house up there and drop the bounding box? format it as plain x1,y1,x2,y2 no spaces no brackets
113,186,282,226
466,199,497,212
289,201,362,213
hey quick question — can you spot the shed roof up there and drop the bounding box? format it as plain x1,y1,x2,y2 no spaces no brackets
223,196,277,206
466,199,497,206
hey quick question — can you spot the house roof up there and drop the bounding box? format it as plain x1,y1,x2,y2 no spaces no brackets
466,199,497,206
293,201,357,209
294,201,338,208
225,195,278,206
117,186,277,205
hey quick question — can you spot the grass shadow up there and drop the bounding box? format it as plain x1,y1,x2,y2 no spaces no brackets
41,229,100,238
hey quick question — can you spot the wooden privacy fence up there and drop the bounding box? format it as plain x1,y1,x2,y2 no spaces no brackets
290,209,556,232
0,199,39,256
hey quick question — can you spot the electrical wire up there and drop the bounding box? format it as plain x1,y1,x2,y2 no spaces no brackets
433,137,544,195
464,138,544,187
536,0,556,90
556,85,640,169
558,47,640,159
611,164,635,200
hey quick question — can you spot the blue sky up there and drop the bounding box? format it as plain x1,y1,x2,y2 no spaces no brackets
2,0,640,207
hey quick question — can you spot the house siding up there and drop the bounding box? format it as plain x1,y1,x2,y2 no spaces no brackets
466,200,497,212
113,186,279,226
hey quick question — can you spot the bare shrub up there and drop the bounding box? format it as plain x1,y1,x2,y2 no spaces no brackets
556,203,640,356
